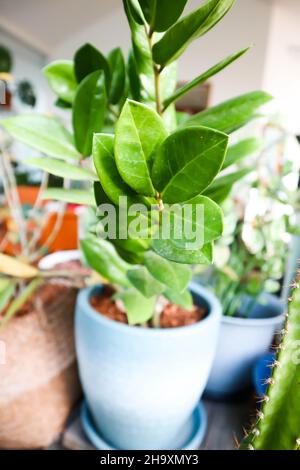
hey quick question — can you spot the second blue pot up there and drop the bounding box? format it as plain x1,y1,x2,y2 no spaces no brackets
75,282,221,450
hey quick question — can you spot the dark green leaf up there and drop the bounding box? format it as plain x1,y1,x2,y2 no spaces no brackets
151,126,228,203
55,98,72,109
42,188,95,205
164,288,193,310
125,0,145,24
81,236,130,287
127,49,142,100
73,70,107,156
163,46,249,110
184,91,273,134
127,266,165,297
152,238,213,264
144,250,191,292
170,195,223,247
138,0,188,32
93,133,146,205
108,48,126,104
114,289,156,324
1,115,80,161
222,137,261,170
43,60,77,104
115,99,168,196
74,43,110,89
153,0,235,66
24,157,97,181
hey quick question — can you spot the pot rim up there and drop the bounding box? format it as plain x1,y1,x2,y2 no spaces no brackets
221,310,285,327
76,281,221,337
38,249,81,270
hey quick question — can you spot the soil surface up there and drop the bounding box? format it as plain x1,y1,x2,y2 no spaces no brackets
90,286,207,328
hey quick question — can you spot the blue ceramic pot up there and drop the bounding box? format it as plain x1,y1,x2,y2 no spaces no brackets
75,282,221,450
205,293,285,398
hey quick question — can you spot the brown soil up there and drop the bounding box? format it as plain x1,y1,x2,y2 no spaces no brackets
90,286,128,324
160,303,206,328
90,287,207,328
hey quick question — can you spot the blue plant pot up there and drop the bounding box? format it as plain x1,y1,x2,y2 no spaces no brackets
75,282,221,450
205,293,285,398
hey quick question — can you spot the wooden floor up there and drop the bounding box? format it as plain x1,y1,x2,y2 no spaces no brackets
59,396,255,451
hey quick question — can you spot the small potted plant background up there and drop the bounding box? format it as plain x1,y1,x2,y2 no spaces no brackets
1,0,273,450
200,121,300,397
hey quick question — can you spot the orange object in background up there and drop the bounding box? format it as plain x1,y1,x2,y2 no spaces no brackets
39,211,78,253
0,186,79,255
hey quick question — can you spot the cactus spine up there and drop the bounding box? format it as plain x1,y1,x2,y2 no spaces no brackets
240,274,300,450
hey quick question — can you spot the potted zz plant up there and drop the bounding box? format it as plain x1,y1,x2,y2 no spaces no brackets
1,0,272,450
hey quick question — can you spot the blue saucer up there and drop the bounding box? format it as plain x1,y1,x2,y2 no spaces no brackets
81,400,207,450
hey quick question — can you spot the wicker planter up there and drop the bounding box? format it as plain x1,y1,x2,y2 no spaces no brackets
0,252,82,449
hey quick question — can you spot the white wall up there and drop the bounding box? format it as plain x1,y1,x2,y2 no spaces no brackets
0,27,48,114
263,0,300,133
52,0,274,106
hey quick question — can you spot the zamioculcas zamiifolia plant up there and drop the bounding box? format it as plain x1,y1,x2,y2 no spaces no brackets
240,274,300,450
1,0,272,325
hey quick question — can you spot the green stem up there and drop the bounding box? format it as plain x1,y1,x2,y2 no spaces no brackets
145,26,162,116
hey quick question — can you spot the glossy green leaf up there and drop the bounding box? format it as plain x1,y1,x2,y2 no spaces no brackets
152,0,235,66
0,279,15,313
74,43,110,89
124,2,178,106
127,266,165,297
151,126,228,203
114,289,156,324
115,100,168,196
171,195,223,248
24,157,97,181
164,288,193,310
222,137,261,170
127,50,142,100
73,70,107,156
138,0,188,32
93,133,145,205
55,98,72,109
125,0,145,25
1,115,80,161
43,60,77,104
108,48,126,104
152,238,213,264
163,46,249,110
42,188,95,206
204,168,251,203
184,91,273,134
144,250,191,292
81,236,130,287
0,278,43,329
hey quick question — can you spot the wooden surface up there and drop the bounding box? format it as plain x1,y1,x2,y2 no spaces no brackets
60,397,254,451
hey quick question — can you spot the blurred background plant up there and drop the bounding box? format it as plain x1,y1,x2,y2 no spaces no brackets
198,118,300,317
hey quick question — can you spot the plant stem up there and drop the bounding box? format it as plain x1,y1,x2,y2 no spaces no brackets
145,26,163,116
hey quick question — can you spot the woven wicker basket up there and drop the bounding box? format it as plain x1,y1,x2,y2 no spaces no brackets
0,286,81,449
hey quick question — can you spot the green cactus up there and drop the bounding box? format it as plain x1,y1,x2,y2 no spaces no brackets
240,273,300,450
